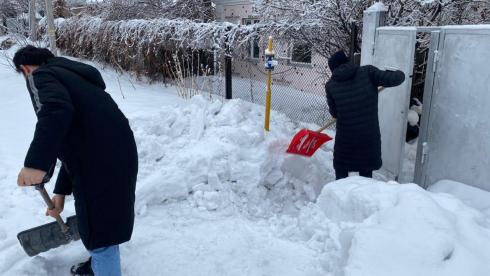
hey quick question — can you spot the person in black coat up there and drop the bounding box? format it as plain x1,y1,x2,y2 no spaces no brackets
14,46,138,276
326,50,405,180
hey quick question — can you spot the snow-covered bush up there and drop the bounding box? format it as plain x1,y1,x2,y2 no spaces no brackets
48,16,260,82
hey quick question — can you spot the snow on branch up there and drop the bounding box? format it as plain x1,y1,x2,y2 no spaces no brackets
43,16,271,80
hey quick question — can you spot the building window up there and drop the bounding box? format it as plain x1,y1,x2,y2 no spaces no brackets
243,18,260,59
291,43,312,64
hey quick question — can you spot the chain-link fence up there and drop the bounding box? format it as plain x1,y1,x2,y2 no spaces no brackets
189,41,335,128
230,55,332,127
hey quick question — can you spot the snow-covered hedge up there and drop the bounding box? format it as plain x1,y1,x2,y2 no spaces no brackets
48,16,262,80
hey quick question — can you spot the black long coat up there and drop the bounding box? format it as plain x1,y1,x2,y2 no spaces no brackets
24,57,138,250
326,63,405,172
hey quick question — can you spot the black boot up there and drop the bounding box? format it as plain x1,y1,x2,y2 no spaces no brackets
70,258,94,276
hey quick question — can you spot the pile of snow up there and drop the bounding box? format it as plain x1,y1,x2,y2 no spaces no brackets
429,180,490,216
407,109,419,126
0,152,7,183
399,139,418,183
131,95,336,217
271,177,490,276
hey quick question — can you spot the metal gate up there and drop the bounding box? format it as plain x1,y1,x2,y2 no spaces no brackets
373,27,417,180
415,26,490,191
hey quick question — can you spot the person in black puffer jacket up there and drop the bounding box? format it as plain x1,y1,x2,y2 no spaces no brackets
326,50,405,180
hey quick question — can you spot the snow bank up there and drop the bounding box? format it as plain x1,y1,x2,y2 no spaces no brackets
272,177,490,276
131,95,335,217
0,152,7,183
429,180,490,216
124,95,490,275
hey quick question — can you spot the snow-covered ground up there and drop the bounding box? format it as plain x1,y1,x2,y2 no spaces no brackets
1,40,490,276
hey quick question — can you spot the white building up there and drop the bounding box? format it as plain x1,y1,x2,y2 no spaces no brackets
213,0,330,96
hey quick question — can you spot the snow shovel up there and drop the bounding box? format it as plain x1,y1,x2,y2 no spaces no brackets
17,181,80,257
286,119,336,157
286,87,386,157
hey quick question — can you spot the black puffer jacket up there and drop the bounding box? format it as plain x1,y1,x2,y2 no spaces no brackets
24,57,138,250
326,63,405,171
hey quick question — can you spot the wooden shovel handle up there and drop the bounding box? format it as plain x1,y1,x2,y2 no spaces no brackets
35,184,69,233
317,87,385,133
316,119,337,133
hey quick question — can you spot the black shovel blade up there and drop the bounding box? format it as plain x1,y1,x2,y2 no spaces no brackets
17,215,80,257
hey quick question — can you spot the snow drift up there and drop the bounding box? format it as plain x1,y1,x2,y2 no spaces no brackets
127,95,490,276
272,177,490,276
131,95,336,217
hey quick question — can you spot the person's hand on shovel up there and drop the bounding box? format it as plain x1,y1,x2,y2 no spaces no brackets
46,195,65,218
17,167,64,217
17,167,46,186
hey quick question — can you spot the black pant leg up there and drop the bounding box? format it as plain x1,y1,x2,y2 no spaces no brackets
359,170,373,178
335,169,349,180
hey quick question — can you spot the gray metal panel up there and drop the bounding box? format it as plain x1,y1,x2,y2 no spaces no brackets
423,27,490,191
360,11,386,66
373,27,417,179
414,31,441,187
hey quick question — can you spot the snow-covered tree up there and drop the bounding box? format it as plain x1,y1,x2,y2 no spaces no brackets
255,0,490,58
0,0,27,18
86,0,214,21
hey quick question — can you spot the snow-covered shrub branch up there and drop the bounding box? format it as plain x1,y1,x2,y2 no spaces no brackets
48,16,264,81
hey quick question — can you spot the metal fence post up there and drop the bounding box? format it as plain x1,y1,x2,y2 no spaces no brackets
264,36,276,132
349,22,357,61
350,22,361,65
225,55,232,100
360,5,387,65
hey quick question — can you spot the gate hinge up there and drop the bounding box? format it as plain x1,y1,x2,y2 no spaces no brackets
421,142,429,164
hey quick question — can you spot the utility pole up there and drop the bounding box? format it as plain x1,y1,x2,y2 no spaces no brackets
29,0,38,41
45,0,58,55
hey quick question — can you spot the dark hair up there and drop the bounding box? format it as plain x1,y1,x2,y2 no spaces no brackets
328,50,350,72
13,46,55,73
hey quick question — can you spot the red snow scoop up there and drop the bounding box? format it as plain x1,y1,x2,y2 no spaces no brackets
286,119,336,157
286,87,385,157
